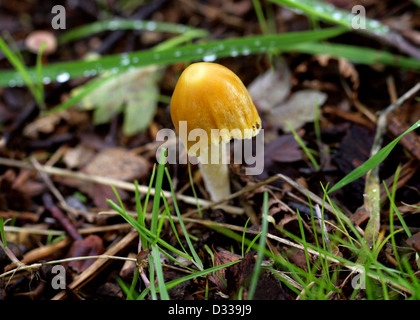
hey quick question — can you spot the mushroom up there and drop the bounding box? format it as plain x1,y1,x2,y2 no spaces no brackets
25,30,57,57
170,62,261,201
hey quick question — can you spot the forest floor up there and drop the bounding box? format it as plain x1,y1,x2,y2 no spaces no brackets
0,0,420,301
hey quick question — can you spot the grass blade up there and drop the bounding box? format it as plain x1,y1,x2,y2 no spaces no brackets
0,37,43,107
286,121,320,171
328,120,420,193
0,28,347,87
107,198,192,261
164,261,239,291
0,218,7,248
151,148,167,236
290,42,420,71
269,0,389,34
248,190,269,300
151,244,170,300
58,19,208,44
164,167,204,270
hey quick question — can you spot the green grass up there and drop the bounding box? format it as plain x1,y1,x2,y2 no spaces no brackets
1,0,419,300
328,119,420,193
0,27,348,88
203,118,420,299
269,0,390,34
109,148,239,299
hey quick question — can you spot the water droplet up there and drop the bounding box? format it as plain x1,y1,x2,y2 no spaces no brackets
368,20,380,28
242,47,251,56
196,48,204,54
83,69,97,77
134,21,144,30
95,63,103,73
332,12,343,20
314,6,324,13
9,80,16,87
42,77,51,84
146,21,157,31
203,53,217,62
109,20,120,31
254,40,261,46
154,53,161,60
56,72,70,83
120,53,130,66
230,50,239,57
174,50,182,57
176,25,187,33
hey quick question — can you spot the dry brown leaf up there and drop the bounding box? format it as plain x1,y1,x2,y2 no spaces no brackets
265,134,303,163
271,89,327,132
247,59,291,112
63,144,95,169
82,147,149,181
406,232,420,252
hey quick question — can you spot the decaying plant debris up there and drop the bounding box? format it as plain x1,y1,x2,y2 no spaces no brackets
1,0,420,300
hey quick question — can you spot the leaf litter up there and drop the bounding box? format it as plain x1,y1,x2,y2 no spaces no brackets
0,0,420,301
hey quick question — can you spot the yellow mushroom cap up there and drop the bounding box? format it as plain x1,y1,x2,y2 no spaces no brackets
170,62,261,156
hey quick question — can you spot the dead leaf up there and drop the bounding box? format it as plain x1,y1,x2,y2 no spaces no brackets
248,59,291,112
73,65,163,136
80,147,149,208
350,206,370,227
406,232,420,252
22,109,88,139
23,112,63,139
63,144,95,169
265,134,303,163
271,89,327,132
82,147,149,181
66,235,106,273
286,247,310,271
211,248,255,296
278,213,313,241
314,54,359,93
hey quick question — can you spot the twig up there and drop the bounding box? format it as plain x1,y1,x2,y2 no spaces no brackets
0,239,24,269
30,156,79,220
51,229,138,300
0,254,136,279
42,193,82,241
0,157,244,215
363,82,420,244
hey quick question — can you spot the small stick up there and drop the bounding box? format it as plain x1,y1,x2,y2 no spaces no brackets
0,157,244,215
42,193,82,241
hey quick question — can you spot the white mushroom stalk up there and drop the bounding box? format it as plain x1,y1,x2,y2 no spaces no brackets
197,141,230,201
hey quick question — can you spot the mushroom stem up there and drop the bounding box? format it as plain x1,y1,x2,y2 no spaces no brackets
197,142,231,202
